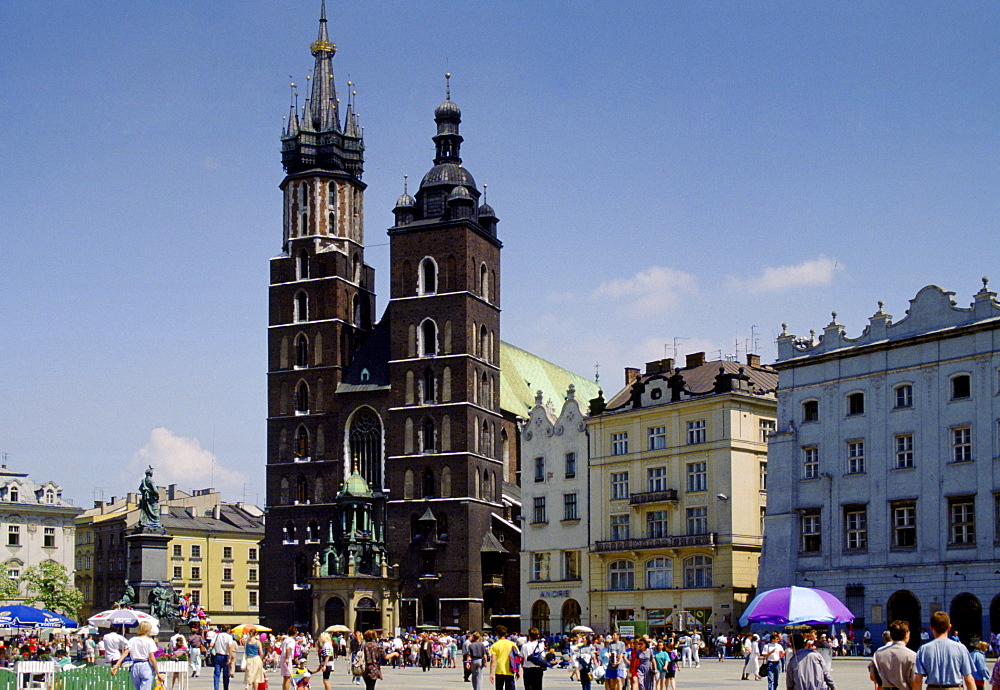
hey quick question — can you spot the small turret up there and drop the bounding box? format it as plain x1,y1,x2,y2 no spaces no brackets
393,175,415,226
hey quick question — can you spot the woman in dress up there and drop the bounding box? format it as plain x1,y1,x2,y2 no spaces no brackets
314,632,334,690
243,627,265,690
633,638,655,690
741,633,761,681
110,621,165,690
360,629,399,690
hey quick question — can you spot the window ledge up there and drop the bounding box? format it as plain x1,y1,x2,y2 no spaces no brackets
947,543,977,549
891,466,915,471
560,518,581,524
948,459,974,465
529,520,549,526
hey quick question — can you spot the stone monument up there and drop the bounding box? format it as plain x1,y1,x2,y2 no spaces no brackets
124,466,174,623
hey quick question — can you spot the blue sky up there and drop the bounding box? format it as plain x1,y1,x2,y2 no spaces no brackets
1,1,997,507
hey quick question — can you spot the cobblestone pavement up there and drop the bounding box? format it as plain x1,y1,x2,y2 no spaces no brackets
178,658,877,689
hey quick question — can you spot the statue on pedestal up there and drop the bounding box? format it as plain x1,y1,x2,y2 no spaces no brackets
118,581,135,608
149,580,178,620
138,466,162,532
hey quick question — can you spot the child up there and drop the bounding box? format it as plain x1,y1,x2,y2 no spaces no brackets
293,657,312,688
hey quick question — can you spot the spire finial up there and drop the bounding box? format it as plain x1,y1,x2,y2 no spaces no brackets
403,174,409,194
445,72,451,100
482,183,487,202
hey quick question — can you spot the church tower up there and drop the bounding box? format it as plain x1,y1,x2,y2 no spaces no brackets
384,78,506,631
263,1,376,628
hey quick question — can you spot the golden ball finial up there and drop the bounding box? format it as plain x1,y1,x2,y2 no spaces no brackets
445,72,451,79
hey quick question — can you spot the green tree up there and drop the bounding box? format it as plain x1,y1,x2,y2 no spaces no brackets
0,575,18,603
19,561,83,618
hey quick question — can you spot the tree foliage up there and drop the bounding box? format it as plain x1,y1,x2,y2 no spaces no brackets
0,576,19,603
19,561,84,617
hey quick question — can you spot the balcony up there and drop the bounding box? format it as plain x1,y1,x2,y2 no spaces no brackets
483,573,505,590
593,533,715,553
629,489,679,506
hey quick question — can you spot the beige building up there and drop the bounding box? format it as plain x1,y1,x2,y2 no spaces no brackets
587,353,776,636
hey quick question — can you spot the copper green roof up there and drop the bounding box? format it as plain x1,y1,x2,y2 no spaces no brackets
339,469,373,498
499,341,600,418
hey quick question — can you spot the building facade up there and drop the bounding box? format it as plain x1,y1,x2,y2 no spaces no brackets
75,486,263,624
760,282,1000,646
587,353,776,636
520,386,591,635
0,467,81,602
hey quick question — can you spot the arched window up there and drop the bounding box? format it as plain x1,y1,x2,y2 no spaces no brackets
300,212,309,236
531,600,550,632
404,418,414,454
480,263,489,300
441,414,451,451
296,250,309,280
480,325,489,362
419,319,438,356
490,471,497,501
419,257,438,295
8,487,18,503
609,560,635,591
501,429,510,481
294,291,308,322
314,476,324,503
474,467,481,499
646,557,672,589
482,470,490,501
421,418,436,453
295,426,310,459
296,476,308,504
421,468,435,498
279,478,290,504
349,407,383,489
307,520,320,542
352,295,361,326
283,521,296,543
683,555,713,588
437,513,449,541
441,466,452,498
294,334,308,368
442,367,452,401
403,470,415,499
561,599,581,631
481,373,490,408
481,421,490,456
352,254,361,284
422,368,436,404
294,381,309,414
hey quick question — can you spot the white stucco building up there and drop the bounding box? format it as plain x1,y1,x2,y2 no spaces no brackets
520,386,591,634
760,281,1000,645
0,466,82,599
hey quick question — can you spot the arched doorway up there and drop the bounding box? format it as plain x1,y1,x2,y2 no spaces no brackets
887,590,921,650
990,595,1000,634
355,596,380,632
950,592,983,646
562,599,582,632
324,597,345,628
531,600,550,633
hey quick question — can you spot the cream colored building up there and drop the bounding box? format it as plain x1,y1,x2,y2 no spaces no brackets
587,353,776,636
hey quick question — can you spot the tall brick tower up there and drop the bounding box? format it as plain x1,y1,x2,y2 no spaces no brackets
262,1,376,627
384,77,507,631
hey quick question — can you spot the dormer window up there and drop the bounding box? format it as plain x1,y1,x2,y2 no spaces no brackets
8,487,18,503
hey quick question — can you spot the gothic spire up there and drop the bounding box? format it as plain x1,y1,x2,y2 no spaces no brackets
344,83,360,138
306,0,340,132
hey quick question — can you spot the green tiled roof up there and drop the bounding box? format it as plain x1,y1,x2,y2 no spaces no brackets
499,341,600,418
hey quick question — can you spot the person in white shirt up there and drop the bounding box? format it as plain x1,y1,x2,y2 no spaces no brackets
690,631,702,667
102,630,128,665
761,632,785,690
211,624,236,690
110,621,165,690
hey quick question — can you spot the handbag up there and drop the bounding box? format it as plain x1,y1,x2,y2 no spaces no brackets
759,660,768,676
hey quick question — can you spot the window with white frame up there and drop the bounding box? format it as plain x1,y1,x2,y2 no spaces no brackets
803,446,819,479
191,566,200,580
647,466,667,492
248,568,258,582
648,426,666,450
418,257,438,295
531,552,551,581
686,420,707,445
249,547,258,561
760,461,767,491
191,545,201,558
759,419,776,443
563,493,578,521
646,510,668,538
562,550,580,580
7,526,19,547
895,384,913,409
800,510,821,552
534,456,545,482
610,514,630,541
532,496,547,524
611,432,629,456
949,497,975,546
890,501,917,549
844,506,867,551
847,440,865,474
683,555,712,588
610,472,629,500
249,590,258,608
952,426,972,462
172,544,182,557
565,452,577,479
894,434,914,469
646,557,672,589
608,560,634,591
43,527,55,548
419,319,438,356
223,590,233,608
686,506,708,535
686,461,706,492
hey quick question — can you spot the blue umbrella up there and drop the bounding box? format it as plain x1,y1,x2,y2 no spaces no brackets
0,604,76,629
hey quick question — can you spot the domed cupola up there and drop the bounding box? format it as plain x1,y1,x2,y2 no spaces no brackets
393,175,416,226
448,185,475,219
477,188,499,236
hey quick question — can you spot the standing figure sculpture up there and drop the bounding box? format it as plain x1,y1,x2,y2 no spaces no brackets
138,466,161,530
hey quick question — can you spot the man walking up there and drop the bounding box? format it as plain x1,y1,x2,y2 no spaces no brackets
869,620,915,690
605,631,626,690
913,611,974,690
188,624,206,678
211,624,236,690
785,632,835,689
488,625,519,690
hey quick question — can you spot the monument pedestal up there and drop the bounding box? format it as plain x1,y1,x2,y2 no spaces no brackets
125,528,170,616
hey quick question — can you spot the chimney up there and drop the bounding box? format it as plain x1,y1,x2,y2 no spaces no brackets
625,367,641,386
213,505,221,520
746,353,761,368
685,352,706,368
168,484,177,500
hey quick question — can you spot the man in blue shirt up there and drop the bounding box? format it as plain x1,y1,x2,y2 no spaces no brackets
913,611,974,690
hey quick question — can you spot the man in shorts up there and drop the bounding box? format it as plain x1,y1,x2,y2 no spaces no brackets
280,626,298,690
605,631,626,690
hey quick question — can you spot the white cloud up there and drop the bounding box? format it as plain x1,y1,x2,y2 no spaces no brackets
729,255,844,293
593,265,698,314
126,427,248,496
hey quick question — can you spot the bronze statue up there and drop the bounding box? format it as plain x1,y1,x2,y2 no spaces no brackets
117,581,135,607
138,466,161,530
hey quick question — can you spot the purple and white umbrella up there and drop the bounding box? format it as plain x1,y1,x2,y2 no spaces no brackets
739,586,855,627
88,608,159,632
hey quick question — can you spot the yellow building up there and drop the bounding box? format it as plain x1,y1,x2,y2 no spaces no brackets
587,353,776,636
76,487,263,626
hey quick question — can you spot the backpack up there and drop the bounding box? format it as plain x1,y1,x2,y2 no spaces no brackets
508,645,522,673
525,641,549,669
351,649,365,677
